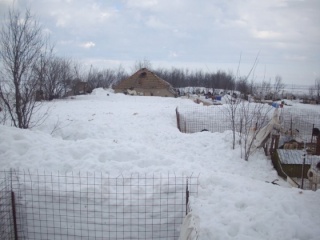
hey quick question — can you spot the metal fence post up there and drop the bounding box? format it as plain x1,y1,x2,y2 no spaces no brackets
186,178,189,216
10,169,18,240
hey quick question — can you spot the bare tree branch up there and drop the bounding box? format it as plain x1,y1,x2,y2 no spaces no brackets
273,75,285,100
0,8,51,128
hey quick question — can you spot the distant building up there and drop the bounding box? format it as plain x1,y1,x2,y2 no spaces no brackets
73,81,92,95
113,68,176,97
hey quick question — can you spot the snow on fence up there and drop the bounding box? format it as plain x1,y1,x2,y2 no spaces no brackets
0,170,199,240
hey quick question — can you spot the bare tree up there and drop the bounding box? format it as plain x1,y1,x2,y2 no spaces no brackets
0,99,8,124
236,78,249,97
223,55,241,150
72,61,84,80
258,80,272,100
235,54,273,160
0,8,50,128
41,57,73,100
223,51,274,160
87,68,116,89
315,78,320,102
309,86,315,99
223,94,241,149
132,58,152,72
238,101,273,161
273,75,285,100
114,64,128,85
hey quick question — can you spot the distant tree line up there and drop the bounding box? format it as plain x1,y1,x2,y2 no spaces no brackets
154,68,235,90
153,68,287,101
308,78,320,102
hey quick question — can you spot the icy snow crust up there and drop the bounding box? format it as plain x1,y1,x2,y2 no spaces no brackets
1,88,320,240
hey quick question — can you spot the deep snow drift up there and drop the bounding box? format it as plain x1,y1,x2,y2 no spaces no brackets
1,88,320,240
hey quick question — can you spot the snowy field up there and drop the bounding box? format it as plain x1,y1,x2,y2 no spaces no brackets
1,88,320,240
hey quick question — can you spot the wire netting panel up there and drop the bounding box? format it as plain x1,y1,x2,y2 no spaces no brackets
177,105,231,133
176,105,272,134
0,171,15,240
280,108,320,141
1,170,199,240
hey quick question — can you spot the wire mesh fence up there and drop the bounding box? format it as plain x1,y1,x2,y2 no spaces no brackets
0,171,16,240
0,170,199,240
176,104,273,134
280,108,320,142
176,105,320,143
176,105,231,133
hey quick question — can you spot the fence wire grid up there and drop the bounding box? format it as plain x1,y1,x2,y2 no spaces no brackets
0,170,199,240
176,105,320,142
176,105,272,134
0,171,15,240
176,105,231,133
280,108,320,141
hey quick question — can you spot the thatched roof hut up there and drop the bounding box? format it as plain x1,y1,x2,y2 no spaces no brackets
113,68,176,97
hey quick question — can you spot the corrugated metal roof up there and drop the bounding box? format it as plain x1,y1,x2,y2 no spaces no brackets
277,149,320,165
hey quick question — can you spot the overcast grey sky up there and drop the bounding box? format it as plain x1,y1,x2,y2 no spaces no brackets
1,0,319,85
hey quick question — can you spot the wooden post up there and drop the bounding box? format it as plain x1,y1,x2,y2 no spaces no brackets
311,124,315,143
316,135,320,156
301,154,306,189
275,134,280,150
176,107,181,132
269,135,275,156
290,117,293,137
269,134,280,156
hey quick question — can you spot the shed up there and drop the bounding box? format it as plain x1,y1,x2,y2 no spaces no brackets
113,68,176,97
275,149,320,178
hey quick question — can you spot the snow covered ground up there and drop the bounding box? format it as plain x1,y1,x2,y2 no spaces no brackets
1,88,320,240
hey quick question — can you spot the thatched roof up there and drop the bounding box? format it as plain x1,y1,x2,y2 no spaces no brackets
113,68,172,90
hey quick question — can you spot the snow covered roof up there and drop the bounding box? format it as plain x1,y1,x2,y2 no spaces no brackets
277,149,320,165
